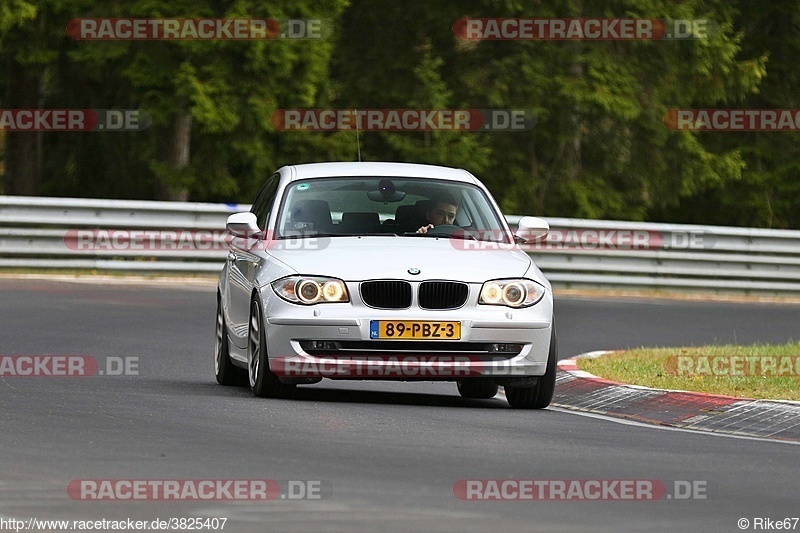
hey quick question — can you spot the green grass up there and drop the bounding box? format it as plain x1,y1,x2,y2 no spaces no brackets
577,343,800,401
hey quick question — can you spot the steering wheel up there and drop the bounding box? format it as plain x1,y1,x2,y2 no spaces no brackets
423,224,460,236
424,225,478,241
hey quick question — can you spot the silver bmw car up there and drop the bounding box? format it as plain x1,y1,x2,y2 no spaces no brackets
215,162,556,408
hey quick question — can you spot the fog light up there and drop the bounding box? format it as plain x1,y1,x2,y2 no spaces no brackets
310,340,337,350
489,343,523,353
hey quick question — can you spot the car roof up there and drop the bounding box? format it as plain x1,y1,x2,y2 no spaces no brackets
279,162,479,184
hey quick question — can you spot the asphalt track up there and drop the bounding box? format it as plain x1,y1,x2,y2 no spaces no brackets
1,278,799,532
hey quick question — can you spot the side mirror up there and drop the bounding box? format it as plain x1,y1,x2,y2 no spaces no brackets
226,212,261,237
514,216,549,243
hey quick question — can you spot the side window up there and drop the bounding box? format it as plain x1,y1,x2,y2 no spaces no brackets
250,173,281,230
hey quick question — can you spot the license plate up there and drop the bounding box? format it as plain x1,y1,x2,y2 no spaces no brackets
370,320,461,340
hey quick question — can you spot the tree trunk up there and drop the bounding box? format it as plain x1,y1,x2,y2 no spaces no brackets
154,112,192,201
565,59,583,183
3,59,41,195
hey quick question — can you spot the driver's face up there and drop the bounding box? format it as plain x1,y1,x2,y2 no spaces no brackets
428,202,457,226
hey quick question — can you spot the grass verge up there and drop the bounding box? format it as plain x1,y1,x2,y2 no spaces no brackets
576,343,800,401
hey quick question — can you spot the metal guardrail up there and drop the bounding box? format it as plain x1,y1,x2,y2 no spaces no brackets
0,196,242,273
2,195,800,294
505,215,800,294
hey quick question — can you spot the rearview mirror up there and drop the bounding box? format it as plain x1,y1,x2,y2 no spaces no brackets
226,212,261,237
367,178,406,202
514,216,549,243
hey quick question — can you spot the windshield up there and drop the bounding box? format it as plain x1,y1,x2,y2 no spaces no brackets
275,177,510,242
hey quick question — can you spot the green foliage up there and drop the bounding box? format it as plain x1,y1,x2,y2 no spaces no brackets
0,1,37,36
1,0,350,200
0,0,797,228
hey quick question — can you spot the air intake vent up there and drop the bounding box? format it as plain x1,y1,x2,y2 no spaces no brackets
418,281,468,310
360,280,412,309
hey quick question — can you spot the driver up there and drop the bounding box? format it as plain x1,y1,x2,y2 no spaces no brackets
416,192,458,234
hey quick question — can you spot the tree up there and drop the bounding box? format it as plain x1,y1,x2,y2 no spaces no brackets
662,1,800,228
2,0,351,200
332,0,767,222
0,0,76,195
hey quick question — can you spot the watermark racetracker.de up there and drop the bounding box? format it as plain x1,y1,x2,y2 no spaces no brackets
665,355,800,377
271,355,562,379
664,109,800,131
452,18,712,41
63,230,329,253
60,226,713,255
66,18,331,40
0,109,150,132
68,479,331,500
446,228,715,252
271,109,536,132
0,355,138,377
453,479,708,500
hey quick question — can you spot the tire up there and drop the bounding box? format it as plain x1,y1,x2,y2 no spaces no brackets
457,379,499,399
506,321,557,409
215,295,247,386
248,298,296,399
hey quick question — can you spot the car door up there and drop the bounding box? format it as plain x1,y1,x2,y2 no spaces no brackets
226,173,281,349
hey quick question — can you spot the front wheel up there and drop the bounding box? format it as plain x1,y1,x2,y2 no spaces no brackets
215,295,247,386
505,321,557,409
248,298,296,399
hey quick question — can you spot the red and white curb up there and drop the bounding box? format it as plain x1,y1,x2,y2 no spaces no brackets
554,352,800,443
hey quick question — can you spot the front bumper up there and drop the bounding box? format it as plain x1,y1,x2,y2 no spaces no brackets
262,281,553,381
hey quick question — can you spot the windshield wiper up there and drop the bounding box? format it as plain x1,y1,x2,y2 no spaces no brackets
447,233,478,241
280,232,400,239
279,233,345,239
402,232,477,240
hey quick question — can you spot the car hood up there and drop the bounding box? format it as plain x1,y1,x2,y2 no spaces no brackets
265,236,533,283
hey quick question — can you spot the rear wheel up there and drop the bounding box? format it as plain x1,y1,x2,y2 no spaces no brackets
248,298,296,399
215,295,247,386
457,379,499,399
506,322,557,409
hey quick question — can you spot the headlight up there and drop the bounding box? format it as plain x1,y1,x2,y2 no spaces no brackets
272,276,350,305
479,279,544,308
